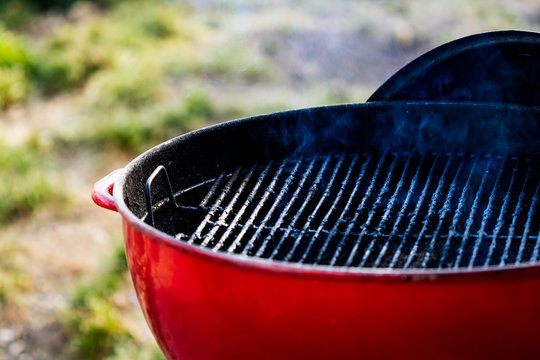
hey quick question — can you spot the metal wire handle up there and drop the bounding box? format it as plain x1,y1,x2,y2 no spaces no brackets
144,165,201,226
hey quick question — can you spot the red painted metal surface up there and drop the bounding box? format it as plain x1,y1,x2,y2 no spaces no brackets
91,169,122,212
93,171,540,360
122,219,540,360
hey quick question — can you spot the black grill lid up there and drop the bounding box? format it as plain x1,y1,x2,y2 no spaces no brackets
368,30,540,106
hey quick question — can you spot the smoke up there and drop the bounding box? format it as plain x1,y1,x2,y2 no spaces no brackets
258,105,358,159
254,102,540,161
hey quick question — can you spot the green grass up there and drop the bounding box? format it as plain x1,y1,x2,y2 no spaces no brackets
0,66,30,109
68,296,131,359
71,243,128,308
65,242,165,359
106,344,166,360
55,87,215,152
194,42,274,81
31,1,199,95
0,0,278,111
0,29,31,67
0,28,33,108
0,238,31,308
31,21,115,93
0,2,35,29
0,1,197,101
86,66,162,109
66,243,129,359
0,141,56,226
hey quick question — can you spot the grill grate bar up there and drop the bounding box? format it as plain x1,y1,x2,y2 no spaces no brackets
200,167,256,247
280,154,347,261
199,173,225,208
404,155,453,268
516,182,540,262
500,162,532,266
453,157,494,268
268,155,336,259
212,162,273,251
299,154,361,263
375,156,427,268
201,219,539,244
531,229,540,262
345,156,399,266
483,161,520,266
358,155,414,267
437,157,479,268
329,154,386,265
313,155,372,264
420,158,465,268
164,151,539,269
252,157,324,257
189,168,241,244
467,158,507,268
227,160,296,253
388,155,441,268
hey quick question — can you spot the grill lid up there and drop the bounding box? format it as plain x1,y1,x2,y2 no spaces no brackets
368,30,540,106
144,151,540,269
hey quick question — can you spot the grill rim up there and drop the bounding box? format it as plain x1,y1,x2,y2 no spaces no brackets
114,101,540,280
120,207,540,280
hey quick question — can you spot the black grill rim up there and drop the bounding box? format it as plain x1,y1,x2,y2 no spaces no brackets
113,101,540,278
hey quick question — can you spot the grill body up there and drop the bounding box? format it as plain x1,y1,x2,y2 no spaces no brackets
95,102,540,359
125,221,540,360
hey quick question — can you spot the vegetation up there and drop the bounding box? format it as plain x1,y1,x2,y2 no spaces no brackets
0,29,33,108
65,243,128,359
73,89,213,151
65,243,164,359
0,238,31,309
0,140,56,225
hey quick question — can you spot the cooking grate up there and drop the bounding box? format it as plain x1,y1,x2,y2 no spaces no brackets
146,152,540,269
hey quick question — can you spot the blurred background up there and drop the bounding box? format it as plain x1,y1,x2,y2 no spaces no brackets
0,0,539,358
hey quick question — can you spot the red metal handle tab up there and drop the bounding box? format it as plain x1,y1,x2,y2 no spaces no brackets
92,169,123,212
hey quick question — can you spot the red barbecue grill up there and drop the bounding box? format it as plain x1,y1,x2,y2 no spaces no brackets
93,31,540,359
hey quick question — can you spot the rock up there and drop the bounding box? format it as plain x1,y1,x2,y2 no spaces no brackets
8,340,25,356
0,328,15,344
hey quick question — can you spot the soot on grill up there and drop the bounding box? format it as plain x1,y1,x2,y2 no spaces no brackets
144,151,540,269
